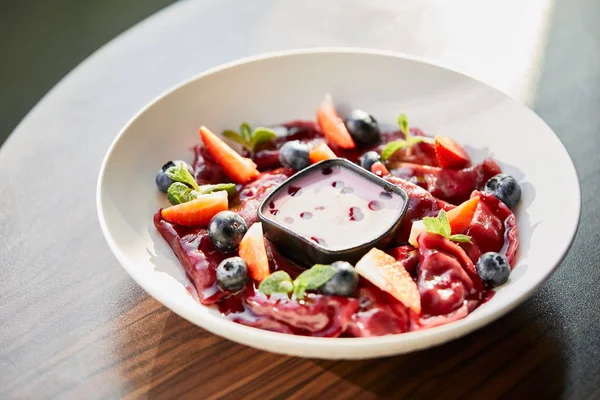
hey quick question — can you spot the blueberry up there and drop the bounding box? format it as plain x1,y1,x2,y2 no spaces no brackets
319,261,359,297
344,110,381,148
208,211,248,252
358,151,380,172
161,160,176,171
216,257,249,292
279,140,311,170
476,252,510,287
484,174,521,209
155,172,173,193
155,160,194,193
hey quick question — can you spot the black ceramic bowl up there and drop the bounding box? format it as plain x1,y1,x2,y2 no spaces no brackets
258,159,408,267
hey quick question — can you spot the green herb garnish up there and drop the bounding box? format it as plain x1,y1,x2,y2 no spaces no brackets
292,264,338,300
381,140,410,160
258,271,294,295
381,114,430,160
240,122,252,143
165,164,200,191
422,210,472,243
447,234,472,243
223,123,278,153
257,264,338,300
167,182,198,205
166,182,236,205
223,130,250,151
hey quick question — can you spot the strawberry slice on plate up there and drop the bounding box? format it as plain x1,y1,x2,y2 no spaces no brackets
161,191,228,227
239,222,270,281
434,135,471,169
199,126,260,184
355,248,421,314
316,95,356,149
446,195,480,234
370,161,390,177
309,141,337,163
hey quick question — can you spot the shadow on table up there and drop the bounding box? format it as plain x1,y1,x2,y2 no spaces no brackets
312,307,567,398
142,301,566,399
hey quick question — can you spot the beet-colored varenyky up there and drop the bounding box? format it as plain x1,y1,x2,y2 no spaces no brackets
388,158,501,204
243,292,359,337
416,232,483,318
346,281,411,337
154,214,228,305
155,115,520,338
467,190,519,266
154,169,293,304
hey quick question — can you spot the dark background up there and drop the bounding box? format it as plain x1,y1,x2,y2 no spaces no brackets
0,0,176,144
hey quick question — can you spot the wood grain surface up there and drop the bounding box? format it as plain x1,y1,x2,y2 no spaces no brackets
0,0,599,398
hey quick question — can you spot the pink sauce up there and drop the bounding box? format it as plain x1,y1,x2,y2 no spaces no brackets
264,165,406,250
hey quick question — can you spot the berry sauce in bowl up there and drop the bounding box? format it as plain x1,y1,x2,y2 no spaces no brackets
259,159,408,266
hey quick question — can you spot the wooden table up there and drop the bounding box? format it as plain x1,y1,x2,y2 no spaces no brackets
1,0,598,398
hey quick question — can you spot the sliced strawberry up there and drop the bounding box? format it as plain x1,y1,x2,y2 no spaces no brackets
161,191,228,227
316,95,356,149
309,141,337,163
447,196,480,234
434,136,471,169
370,161,390,177
199,126,260,184
355,248,421,314
239,222,270,281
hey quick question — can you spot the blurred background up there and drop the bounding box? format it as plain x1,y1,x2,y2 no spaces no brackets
1,0,598,150
0,0,176,145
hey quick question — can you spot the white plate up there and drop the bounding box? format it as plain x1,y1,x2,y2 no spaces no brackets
97,49,580,359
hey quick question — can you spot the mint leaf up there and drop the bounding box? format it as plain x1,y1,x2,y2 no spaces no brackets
223,124,276,153
223,130,251,151
167,182,197,205
422,216,445,236
224,123,279,154
381,114,431,160
167,182,236,205
292,281,307,300
258,271,294,295
450,234,472,243
381,140,409,161
240,123,252,143
438,210,451,238
165,164,200,191
398,113,409,137
422,209,471,243
292,264,337,300
250,127,277,152
197,183,237,197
